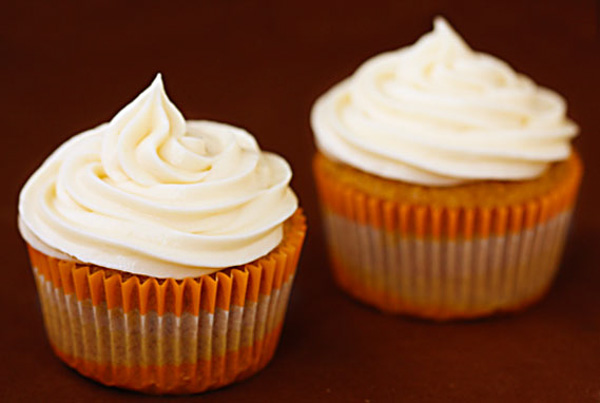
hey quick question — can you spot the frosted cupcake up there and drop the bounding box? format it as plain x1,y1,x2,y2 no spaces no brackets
18,74,306,393
311,18,582,320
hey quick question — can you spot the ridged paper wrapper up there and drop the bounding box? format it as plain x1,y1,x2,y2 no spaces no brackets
27,210,306,394
314,154,582,320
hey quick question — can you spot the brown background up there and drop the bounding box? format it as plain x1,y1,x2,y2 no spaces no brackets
1,1,599,402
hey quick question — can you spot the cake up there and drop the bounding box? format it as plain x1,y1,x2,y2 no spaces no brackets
311,17,582,320
18,74,306,393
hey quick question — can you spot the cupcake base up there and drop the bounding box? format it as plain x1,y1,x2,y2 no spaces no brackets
325,209,572,320
28,210,306,394
314,153,582,320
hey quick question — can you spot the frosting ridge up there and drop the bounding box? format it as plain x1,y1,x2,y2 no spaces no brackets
311,17,578,186
19,74,298,278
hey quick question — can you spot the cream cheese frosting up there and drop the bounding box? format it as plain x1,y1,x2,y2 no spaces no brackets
19,74,298,278
311,17,579,186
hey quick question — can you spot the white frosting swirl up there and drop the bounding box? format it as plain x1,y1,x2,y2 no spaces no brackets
311,17,578,186
19,74,298,278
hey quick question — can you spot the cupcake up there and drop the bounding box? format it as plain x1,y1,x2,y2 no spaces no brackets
18,74,306,393
311,18,582,320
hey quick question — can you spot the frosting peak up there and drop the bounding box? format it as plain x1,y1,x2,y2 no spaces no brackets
19,74,298,278
312,17,578,186
102,73,191,185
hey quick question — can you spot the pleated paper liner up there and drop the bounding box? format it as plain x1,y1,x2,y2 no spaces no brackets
27,210,306,394
314,153,582,320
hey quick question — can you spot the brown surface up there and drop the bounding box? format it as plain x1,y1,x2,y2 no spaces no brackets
314,151,581,208
1,1,599,402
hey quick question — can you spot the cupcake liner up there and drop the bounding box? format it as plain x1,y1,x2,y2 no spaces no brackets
27,211,306,394
314,156,582,320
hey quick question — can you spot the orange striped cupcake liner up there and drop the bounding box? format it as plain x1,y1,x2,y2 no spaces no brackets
27,210,306,394
314,156,582,320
